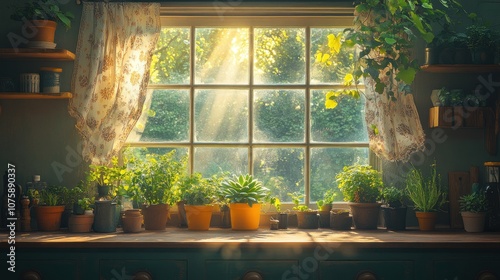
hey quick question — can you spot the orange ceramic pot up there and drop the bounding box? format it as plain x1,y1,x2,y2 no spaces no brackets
23,20,57,43
184,205,213,231
68,214,94,233
229,203,261,231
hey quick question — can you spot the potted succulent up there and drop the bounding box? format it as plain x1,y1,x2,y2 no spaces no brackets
459,193,488,233
129,151,187,230
178,173,219,231
316,189,337,228
406,162,447,231
10,0,74,45
35,185,66,231
336,164,384,230
220,174,270,231
380,186,407,231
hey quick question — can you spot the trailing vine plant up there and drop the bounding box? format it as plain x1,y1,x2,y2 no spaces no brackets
316,0,467,107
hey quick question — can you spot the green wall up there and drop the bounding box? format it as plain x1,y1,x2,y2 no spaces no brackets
0,1,499,227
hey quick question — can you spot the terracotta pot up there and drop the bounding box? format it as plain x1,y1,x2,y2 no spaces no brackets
23,20,57,43
415,212,437,231
142,204,170,230
121,209,143,233
184,205,213,231
229,203,261,231
297,211,319,229
382,206,407,231
461,212,486,233
35,205,65,231
68,214,94,233
349,203,381,230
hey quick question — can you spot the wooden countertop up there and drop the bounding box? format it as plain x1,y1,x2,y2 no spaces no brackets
3,228,500,249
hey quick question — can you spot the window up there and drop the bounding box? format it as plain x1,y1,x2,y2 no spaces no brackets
126,7,370,206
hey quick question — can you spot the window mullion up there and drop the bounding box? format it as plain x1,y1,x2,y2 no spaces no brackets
305,26,311,206
248,27,255,175
189,26,195,174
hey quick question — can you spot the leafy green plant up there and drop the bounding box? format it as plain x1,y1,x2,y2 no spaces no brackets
77,197,94,211
221,174,270,207
459,193,488,213
38,186,66,206
316,189,338,209
336,164,383,203
287,192,314,212
465,22,498,51
178,173,218,205
381,186,405,208
317,0,466,104
10,0,74,29
88,157,130,195
128,151,187,205
405,162,447,212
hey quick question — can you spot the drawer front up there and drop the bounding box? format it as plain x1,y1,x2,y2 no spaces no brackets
8,260,79,280
206,260,298,280
433,260,500,280
100,259,187,280
320,261,414,280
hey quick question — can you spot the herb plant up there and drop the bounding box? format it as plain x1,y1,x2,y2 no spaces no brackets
336,164,383,203
381,186,405,208
405,162,447,212
10,0,74,29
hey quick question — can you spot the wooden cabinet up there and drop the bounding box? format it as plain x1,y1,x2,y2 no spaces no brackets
0,48,75,100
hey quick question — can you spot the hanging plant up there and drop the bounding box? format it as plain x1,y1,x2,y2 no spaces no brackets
316,0,467,107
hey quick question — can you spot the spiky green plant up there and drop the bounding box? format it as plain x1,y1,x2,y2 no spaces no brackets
406,162,447,212
221,174,270,207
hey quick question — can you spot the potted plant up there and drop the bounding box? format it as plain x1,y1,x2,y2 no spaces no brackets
35,185,66,231
179,173,219,231
380,186,407,231
88,157,130,233
406,162,447,231
68,190,95,233
129,151,187,230
316,189,337,228
336,164,384,230
288,192,318,229
10,0,74,45
465,22,498,64
459,193,488,233
220,174,270,231
330,209,352,230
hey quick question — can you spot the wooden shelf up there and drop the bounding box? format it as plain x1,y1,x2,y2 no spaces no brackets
0,92,72,99
421,64,500,73
0,48,75,61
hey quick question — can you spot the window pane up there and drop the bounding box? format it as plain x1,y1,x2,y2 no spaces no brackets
194,90,248,142
254,90,305,143
254,28,305,84
310,28,355,84
194,148,248,176
195,28,249,84
129,90,189,142
310,148,369,202
310,90,368,142
150,28,190,85
253,148,304,202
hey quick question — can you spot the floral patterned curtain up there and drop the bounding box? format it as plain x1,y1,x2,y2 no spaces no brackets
68,2,160,164
364,73,426,162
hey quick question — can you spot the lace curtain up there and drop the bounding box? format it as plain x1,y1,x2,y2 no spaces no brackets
364,74,426,162
68,2,160,164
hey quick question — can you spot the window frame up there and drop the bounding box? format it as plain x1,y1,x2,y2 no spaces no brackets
126,6,380,209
